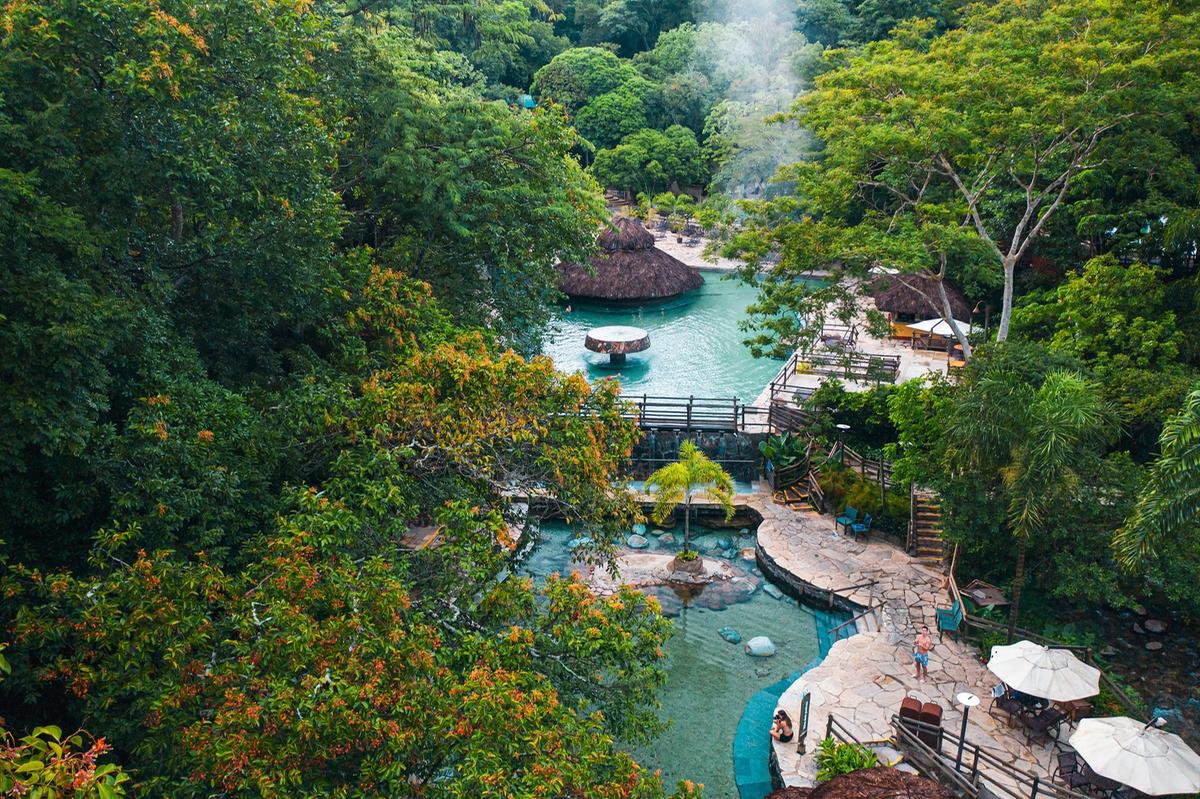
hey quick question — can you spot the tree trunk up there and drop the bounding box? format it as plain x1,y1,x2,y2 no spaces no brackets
938,280,972,360
1006,535,1028,643
997,258,1016,342
683,493,692,550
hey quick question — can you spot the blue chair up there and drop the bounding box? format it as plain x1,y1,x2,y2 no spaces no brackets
835,506,858,534
935,599,963,640
850,513,873,540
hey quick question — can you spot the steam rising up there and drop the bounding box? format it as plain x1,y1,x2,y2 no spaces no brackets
695,0,813,198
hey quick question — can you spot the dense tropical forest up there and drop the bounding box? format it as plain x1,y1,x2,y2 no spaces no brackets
2,0,1199,794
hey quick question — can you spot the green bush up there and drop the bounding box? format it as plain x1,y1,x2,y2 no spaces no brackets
815,736,878,781
817,464,910,533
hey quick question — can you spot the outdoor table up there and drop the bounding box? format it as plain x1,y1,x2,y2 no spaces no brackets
962,579,1009,607
1057,698,1093,722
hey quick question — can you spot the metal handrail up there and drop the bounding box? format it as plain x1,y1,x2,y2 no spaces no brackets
892,715,1091,799
829,599,884,641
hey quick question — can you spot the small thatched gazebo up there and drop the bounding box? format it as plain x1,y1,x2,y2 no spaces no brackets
871,273,970,322
557,217,704,301
767,767,953,799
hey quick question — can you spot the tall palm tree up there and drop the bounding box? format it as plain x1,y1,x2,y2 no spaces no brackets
645,441,734,554
948,370,1118,639
1115,384,1200,568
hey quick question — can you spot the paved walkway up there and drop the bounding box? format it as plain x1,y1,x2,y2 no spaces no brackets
741,491,1058,789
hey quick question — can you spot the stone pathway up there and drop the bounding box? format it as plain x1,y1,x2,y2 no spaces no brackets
741,491,1059,790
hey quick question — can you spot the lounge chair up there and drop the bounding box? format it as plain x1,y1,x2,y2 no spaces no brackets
835,506,858,534
850,513,873,541
935,599,963,640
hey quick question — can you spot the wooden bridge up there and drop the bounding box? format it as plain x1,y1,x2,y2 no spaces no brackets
616,394,767,431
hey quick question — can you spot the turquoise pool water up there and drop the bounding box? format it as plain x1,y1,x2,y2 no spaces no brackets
543,272,785,402
523,521,848,798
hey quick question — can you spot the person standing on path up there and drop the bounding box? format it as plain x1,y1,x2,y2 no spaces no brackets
913,626,933,682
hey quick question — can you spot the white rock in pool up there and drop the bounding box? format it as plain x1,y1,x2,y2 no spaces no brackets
745,636,776,657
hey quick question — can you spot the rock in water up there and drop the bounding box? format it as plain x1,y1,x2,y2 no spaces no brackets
763,583,783,600
632,522,647,536
567,537,593,550
719,627,742,644
740,548,756,562
1145,641,1163,651
658,533,676,545
716,537,732,550
1145,619,1166,634
746,636,776,657
739,528,751,537
627,534,649,549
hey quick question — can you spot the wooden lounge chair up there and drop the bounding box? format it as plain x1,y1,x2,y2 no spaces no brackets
835,506,858,534
935,599,963,640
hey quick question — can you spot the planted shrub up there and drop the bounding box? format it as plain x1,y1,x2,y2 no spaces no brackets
815,736,878,781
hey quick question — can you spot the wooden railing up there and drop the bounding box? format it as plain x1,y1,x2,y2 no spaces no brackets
947,546,1143,719
767,398,814,432
839,443,895,488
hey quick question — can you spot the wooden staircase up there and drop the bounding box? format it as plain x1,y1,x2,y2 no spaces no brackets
909,489,946,567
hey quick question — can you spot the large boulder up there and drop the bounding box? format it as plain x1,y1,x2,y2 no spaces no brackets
746,636,776,657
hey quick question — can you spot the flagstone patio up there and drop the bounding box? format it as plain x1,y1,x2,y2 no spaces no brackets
740,491,1060,789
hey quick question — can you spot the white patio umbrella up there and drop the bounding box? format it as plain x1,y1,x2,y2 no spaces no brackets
908,317,974,337
1070,716,1200,795
986,640,1100,702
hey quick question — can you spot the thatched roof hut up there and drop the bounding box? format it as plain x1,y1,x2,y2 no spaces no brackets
557,217,704,301
871,273,970,320
767,767,953,799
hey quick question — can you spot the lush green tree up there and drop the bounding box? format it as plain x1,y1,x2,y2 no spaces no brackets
591,126,707,194
1012,256,1196,445
0,649,129,799
645,441,734,555
332,28,606,352
945,369,1119,637
1115,385,1200,614
565,0,695,55
0,0,344,567
733,0,1200,357
5,494,692,798
574,80,654,148
530,46,641,112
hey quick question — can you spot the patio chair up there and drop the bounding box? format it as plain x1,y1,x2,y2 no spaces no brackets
835,506,858,534
1052,747,1092,791
1022,706,1067,745
935,599,962,640
987,683,1024,727
850,513,873,541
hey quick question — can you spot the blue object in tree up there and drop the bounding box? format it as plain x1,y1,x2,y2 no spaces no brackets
519,93,536,109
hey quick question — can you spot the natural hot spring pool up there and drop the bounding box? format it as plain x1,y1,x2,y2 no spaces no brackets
542,272,786,402
523,519,850,798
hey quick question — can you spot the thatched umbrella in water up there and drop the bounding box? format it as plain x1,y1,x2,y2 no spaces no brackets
557,217,704,301
766,767,953,799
